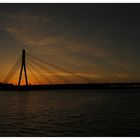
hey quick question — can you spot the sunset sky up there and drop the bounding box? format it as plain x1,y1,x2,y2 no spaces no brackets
0,3,140,84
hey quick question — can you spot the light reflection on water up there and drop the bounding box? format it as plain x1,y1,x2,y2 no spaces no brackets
0,90,139,136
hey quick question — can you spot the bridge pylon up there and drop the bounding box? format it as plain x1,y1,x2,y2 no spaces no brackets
18,49,28,90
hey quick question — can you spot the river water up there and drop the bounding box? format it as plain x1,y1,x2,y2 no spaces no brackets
0,90,140,136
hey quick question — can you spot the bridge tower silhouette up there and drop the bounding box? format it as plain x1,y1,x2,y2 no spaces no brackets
18,49,28,89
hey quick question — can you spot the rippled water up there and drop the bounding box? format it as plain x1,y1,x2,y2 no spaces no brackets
0,90,140,136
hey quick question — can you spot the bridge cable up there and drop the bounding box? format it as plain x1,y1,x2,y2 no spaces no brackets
27,53,93,83
28,55,72,84
28,59,54,84
27,62,42,84
4,56,21,83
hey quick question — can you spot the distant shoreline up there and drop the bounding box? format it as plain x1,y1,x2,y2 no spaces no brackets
0,83,140,91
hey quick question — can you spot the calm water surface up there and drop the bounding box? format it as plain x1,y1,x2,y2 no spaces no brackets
0,90,140,136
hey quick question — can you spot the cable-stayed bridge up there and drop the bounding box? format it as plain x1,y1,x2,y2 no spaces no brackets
2,49,140,90
3,49,93,89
